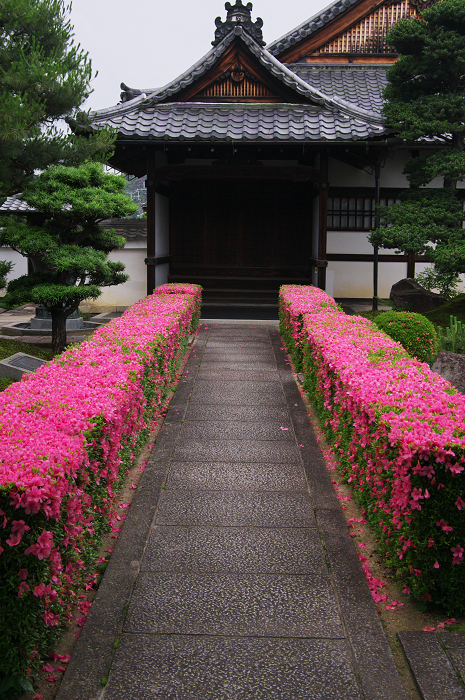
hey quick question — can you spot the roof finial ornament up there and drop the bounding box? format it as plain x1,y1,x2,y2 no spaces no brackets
212,0,265,47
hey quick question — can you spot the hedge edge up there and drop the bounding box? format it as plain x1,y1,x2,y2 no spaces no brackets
279,284,465,615
0,284,202,691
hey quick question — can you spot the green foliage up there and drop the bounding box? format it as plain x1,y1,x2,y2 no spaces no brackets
0,378,14,391
383,0,465,144
0,0,115,201
370,0,465,279
415,266,460,299
0,260,12,289
373,310,438,363
424,293,465,327
0,163,137,352
437,315,465,354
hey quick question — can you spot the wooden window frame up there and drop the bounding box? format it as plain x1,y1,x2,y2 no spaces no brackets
327,189,402,231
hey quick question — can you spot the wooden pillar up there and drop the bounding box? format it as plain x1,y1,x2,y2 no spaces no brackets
318,151,329,290
145,151,156,295
407,252,415,279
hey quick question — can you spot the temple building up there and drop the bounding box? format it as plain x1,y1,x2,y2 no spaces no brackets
3,0,455,308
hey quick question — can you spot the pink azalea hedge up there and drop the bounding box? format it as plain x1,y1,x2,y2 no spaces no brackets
279,284,339,371
0,285,201,686
279,285,465,614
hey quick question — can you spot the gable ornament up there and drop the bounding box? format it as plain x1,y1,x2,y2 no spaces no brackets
213,0,265,47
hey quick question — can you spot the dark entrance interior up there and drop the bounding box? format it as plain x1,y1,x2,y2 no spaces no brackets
168,178,313,311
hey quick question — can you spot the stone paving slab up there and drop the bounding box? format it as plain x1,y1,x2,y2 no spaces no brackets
184,404,289,422
177,420,294,442
197,360,278,371
197,368,280,380
156,490,316,527
167,461,307,490
190,382,286,405
398,632,465,700
102,635,363,700
172,438,300,463
205,341,272,349
440,633,465,683
124,572,344,637
142,526,328,574
200,351,276,362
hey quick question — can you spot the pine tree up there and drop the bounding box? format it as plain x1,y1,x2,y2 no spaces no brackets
0,0,114,201
369,0,465,282
0,163,137,353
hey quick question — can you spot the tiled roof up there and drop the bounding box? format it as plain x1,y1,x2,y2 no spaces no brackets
290,64,389,115
96,26,384,126
92,102,387,143
90,25,388,145
0,195,32,213
266,0,361,56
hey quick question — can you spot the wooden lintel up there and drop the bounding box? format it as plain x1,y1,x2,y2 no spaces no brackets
327,254,429,263
151,166,319,183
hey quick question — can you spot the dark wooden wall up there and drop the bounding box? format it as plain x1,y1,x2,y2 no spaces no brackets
169,179,313,283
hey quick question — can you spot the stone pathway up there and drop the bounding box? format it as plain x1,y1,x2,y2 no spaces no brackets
57,322,408,700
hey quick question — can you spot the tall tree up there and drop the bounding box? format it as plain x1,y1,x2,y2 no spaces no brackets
0,0,114,202
0,163,137,353
369,0,465,282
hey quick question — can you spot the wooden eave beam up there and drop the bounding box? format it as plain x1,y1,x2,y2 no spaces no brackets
164,40,307,105
276,0,389,64
151,165,319,182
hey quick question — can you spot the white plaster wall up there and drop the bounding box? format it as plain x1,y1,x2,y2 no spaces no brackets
94,241,147,307
155,193,169,258
0,248,28,295
155,263,169,288
329,150,411,189
328,261,408,298
327,230,398,256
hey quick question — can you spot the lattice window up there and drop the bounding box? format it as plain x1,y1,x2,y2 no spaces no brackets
319,1,417,54
327,195,399,230
200,77,274,98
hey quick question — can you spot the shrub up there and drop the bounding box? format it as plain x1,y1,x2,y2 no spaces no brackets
278,284,338,371
437,315,465,355
0,286,201,692
279,285,465,615
373,310,438,363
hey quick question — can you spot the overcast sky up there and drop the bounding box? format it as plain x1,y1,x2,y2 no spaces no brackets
69,0,327,112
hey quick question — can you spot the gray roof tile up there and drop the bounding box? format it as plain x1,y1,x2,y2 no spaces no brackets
93,102,387,143
290,64,389,114
0,195,33,213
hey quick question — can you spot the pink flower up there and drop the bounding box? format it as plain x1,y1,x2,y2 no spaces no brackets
451,545,464,565
11,520,30,536
6,532,21,547
436,519,453,533
455,497,465,511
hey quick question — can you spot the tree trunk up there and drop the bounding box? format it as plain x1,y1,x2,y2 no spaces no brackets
50,307,68,355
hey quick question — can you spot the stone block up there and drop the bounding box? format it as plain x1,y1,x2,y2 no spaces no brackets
432,351,465,393
390,278,446,312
